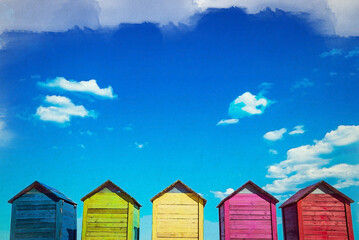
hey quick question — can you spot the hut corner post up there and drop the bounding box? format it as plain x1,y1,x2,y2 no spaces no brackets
152,200,157,240
81,202,88,240
199,198,204,240
55,200,63,240
9,202,16,240
345,202,355,240
297,200,304,240
224,201,230,240
127,202,134,240
270,201,278,240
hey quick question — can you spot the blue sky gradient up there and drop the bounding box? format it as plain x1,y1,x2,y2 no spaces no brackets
0,7,359,240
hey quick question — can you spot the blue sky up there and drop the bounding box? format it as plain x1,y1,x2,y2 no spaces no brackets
1,2,359,240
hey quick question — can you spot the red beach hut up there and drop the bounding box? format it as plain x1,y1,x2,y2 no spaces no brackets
280,180,355,240
217,181,279,240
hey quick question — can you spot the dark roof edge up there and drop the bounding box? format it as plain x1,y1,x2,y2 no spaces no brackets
216,180,279,208
150,180,207,206
81,180,142,207
8,181,76,205
279,180,354,208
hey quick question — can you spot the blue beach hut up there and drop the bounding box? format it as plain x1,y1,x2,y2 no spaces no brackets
8,181,77,240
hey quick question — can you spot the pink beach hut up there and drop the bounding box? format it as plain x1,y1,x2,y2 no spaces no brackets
217,181,279,240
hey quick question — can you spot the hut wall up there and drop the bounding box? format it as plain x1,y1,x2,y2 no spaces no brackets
59,201,77,240
282,204,299,240
300,192,353,240
219,205,225,240
82,188,129,240
10,188,57,240
133,205,140,240
152,192,204,240
226,193,274,239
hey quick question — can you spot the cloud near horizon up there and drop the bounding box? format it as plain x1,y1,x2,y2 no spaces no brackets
264,125,359,193
211,188,234,200
39,77,117,99
0,0,359,37
35,95,97,124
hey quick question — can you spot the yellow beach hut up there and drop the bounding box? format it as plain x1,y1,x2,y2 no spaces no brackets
81,180,141,240
151,180,206,240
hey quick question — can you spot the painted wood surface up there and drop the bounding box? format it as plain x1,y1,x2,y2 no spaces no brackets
280,181,355,240
9,187,77,240
217,181,278,240
300,193,352,240
151,181,205,240
81,184,140,240
282,204,298,240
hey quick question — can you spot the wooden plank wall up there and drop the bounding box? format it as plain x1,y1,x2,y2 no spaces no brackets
219,205,225,240
82,190,129,240
282,204,298,240
11,189,56,240
153,192,203,240
227,193,273,240
300,193,350,240
60,201,77,240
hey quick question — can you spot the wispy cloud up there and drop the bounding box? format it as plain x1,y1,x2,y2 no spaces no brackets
35,95,97,124
228,92,271,118
0,118,13,146
292,78,314,90
80,130,94,136
320,48,343,57
345,47,359,58
135,142,148,149
289,125,305,135
269,149,278,155
210,188,234,200
39,77,117,99
263,128,287,141
264,125,359,193
123,124,133,131
106,127,114,131
216,118,239,126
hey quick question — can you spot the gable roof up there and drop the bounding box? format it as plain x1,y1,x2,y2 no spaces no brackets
8,181,76,205
217,180,279,208
81,180,141,207
280,180,354,208
150,180,207,206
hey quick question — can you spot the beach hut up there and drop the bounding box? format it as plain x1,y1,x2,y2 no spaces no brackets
151,180,206,240
280,180,355,240
8,181,77,240
217,180,279,240
81,180,141,240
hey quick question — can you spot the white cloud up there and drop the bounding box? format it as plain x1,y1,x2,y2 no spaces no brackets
1,0,358,39
0,119,13,146
35,95,97,124
78,144,85,149
135,142,148,149
345,47,359,58
40,77,116,99
216,118,239,126
269,149,278,155
263,128,287,141
289,125,305,135
210,188,234,200
264,125,359,193
228,92,271,118
320,48,343,57
292,78,314,89
106,127,114,131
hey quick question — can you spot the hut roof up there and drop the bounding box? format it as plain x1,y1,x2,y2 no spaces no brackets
8,181,76,205
150,180,207,206
280,180,354,208
217,180,279,208
81,180,141,207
